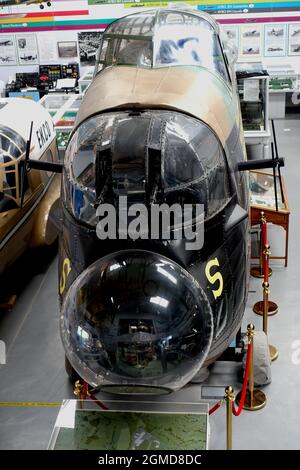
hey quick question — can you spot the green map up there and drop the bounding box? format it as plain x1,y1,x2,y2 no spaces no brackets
53,410,207,450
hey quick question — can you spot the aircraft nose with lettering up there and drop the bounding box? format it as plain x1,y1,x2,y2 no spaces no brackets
55,9,252,394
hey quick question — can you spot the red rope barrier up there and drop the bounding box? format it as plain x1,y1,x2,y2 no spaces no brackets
89,394,109,410
262,221,267,249
232,341,252,417
82,381,88,400
209,400,223,416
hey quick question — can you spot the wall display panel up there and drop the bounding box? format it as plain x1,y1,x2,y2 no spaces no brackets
288,23,300,54
264,24,287,57
16,33,39,65
240,24,262,58
0,35,17,66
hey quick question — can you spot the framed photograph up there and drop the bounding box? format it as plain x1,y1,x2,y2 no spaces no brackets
222,25,239,50
264,24,287,57
240,24,262,58
288,24,300,55
57,41,78,59
16,33,39,65
0,35,17,66
78,31,103,66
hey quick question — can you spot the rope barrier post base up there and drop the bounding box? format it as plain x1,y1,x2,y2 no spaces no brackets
225,386,235,450
236,389,267,411
236,324,267,411
250,266,272,279
253,300,278,316
269,344,279,362
262,274,279,363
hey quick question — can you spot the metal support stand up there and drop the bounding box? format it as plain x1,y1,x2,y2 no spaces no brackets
225,386,235,450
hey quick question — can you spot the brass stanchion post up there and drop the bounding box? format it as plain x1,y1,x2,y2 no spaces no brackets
251,212,272,278
253,244,278,316
236,324,267,410
225,386,235,450
74,380,84,409
262,280,279,362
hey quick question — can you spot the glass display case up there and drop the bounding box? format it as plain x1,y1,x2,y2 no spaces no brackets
266,64,299,118
39,94,83,150
236,63,269,132
236,62,270,158
48,399,208,450
39,94,71,117
249,170,290,267
78,67,94,94
267,64,298,92
249,171,286,210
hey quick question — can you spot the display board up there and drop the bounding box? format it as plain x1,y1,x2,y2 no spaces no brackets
48,400,208,451
1,0,300,79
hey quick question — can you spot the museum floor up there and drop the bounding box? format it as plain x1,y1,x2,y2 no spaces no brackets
0,115,300,450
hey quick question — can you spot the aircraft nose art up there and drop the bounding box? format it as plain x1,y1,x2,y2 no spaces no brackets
60,250,213,394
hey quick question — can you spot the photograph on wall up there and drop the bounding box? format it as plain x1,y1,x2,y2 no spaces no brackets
58,41,78,59
288,24,300,55
264,24,286,57
222,25,239,49
240,24,262,58
0,35,17,66
16,33,39,65
78,31,103,66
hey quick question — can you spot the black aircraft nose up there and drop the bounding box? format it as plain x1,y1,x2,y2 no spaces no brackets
60,250,213,394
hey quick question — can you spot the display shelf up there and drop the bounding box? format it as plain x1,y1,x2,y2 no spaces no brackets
236,63,270,158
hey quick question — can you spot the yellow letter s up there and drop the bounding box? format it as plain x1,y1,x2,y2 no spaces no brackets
205,258,224,300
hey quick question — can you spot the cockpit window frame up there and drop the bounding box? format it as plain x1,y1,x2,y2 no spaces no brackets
94,10,232,86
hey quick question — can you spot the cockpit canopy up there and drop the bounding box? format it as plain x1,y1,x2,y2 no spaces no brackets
96,9,230,82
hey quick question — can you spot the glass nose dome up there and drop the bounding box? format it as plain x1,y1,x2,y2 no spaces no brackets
60,250,213,394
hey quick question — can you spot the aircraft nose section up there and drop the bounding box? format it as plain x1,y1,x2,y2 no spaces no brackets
60,250,213,394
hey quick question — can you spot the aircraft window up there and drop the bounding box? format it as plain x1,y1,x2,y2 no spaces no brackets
99,38,109,62
65,111,230,225
163,113,230,217
106,13,155,36
0,126,26,212
113,38,152,67
0,153,18,213
154,24,229,82
0,125,26,159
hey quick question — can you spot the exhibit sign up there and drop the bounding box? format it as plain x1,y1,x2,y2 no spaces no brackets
0,35,17,66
